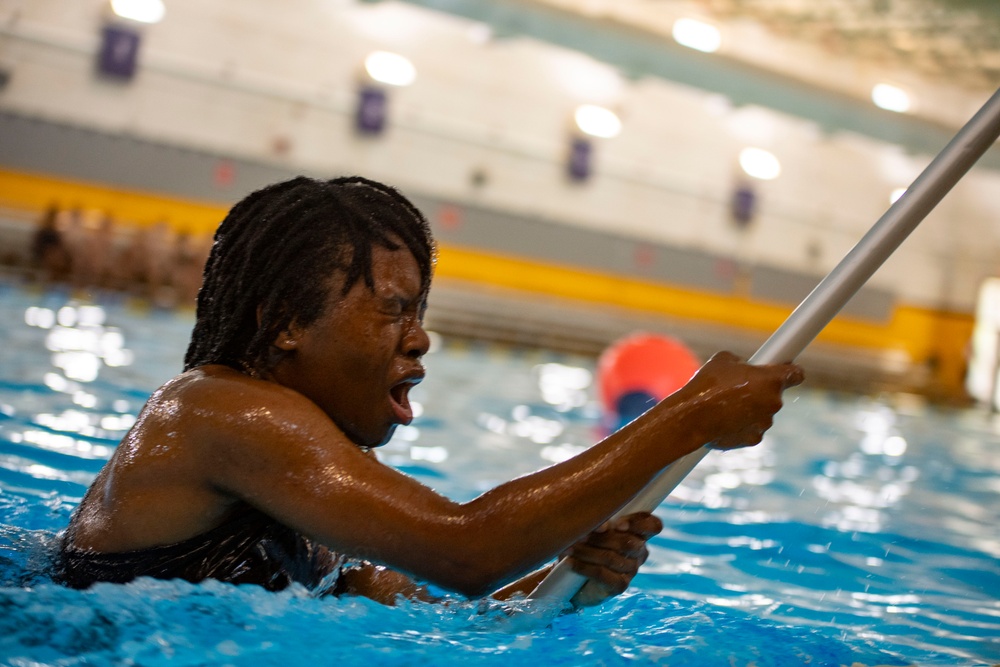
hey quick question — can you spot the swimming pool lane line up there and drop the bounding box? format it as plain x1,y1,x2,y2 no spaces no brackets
528,85,1000,607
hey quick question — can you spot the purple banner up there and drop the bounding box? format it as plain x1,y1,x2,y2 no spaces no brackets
356,86,387,135
97,24,141,81
567,136,592,181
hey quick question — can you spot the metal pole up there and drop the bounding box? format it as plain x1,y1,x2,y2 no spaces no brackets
528,87,1000,605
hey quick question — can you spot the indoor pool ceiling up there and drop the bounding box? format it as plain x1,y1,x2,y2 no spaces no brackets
392,0,1000,164
539,0,1000,92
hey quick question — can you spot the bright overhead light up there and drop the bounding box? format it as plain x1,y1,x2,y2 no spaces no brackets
872,83,911,113
364,51,416,87
110,0,165,24
574,104,621,139
467,22,493,44
672,18,721,53
739,147,781,180
890,187,907,204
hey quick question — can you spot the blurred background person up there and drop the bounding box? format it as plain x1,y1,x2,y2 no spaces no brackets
70,210,118,292
30,203,71,284
171,228,210,307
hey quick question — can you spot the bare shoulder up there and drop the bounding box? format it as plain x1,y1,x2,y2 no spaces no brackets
155,366,372,511
159,365,325,424
68,365,351,551
152,365,348,464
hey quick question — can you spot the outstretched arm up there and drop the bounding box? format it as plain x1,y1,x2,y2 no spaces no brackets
199,352,802,598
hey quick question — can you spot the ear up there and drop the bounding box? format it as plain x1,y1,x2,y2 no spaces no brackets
258,304,303,352
272,321,303,351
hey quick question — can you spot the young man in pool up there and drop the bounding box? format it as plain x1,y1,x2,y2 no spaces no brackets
56,176,804,606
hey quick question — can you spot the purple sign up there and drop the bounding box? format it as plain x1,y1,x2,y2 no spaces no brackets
567,136,592,181
731,183,757,226
97,24,141,81
356,86,387,135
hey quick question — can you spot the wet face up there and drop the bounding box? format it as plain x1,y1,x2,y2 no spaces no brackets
272,243,430,448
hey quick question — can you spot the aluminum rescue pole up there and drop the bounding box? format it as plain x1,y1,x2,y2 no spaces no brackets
528,87,1000,605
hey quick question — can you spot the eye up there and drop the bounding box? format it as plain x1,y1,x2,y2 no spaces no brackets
381,297,405,316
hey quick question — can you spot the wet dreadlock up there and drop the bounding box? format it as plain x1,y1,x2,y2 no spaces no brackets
183,176,435,375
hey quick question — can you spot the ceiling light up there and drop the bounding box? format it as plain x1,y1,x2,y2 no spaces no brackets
872,83,911,113
364,51,416,87
574,105,621,139
110,0,165,24
672,18,721,53
739,147,781,180
467,23,493,44
890,187,907,204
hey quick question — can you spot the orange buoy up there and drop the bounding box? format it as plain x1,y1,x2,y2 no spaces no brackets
598,333,701,431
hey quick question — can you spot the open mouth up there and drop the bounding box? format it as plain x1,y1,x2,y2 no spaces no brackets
389,377,421,424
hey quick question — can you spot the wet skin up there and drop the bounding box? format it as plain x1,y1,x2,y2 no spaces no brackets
266,243,431,449
65,243,804,605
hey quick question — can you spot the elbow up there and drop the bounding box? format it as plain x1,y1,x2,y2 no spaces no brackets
417,504,542,598
441,556,512,599
427,541,517,598
452,580,494,600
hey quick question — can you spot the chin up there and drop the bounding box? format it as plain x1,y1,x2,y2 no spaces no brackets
373,424,397,447
352,424,396,449
336,415,396,449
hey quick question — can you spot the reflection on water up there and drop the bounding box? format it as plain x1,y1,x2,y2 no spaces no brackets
672,442,777,510
535,362,593,411
811,403,920,535
12,302,137,471
27,303,134,383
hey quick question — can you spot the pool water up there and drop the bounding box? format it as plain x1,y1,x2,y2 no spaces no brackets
0,283,997,666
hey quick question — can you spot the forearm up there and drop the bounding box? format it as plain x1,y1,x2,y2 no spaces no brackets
474,388,706,528
424,357,792,593
429,393,706,594
341,562,437,605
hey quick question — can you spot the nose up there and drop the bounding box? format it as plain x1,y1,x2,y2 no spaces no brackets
404,318,431,359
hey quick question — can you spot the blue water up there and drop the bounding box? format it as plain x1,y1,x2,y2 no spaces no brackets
0,282,998,666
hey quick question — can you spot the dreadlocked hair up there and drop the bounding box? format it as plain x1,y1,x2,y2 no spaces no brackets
183,175,435,375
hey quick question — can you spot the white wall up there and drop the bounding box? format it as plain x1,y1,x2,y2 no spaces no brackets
1,0,998,311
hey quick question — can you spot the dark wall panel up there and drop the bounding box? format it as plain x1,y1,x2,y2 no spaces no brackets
0,111,298,204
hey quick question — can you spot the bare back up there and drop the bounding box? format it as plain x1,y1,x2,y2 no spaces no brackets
66,366,276,553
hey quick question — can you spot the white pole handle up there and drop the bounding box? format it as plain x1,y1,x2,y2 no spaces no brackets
529,87,1000,604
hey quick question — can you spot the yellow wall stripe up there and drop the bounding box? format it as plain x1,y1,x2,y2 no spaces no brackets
0,167,228,232
435,243,971,354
